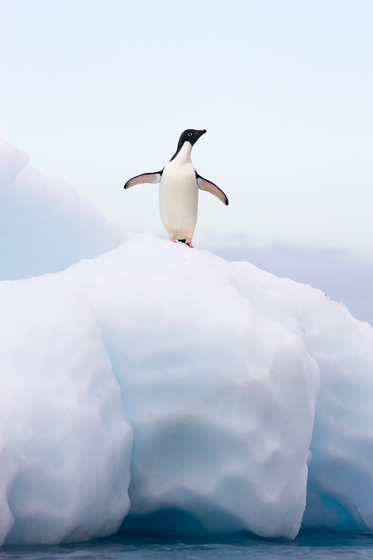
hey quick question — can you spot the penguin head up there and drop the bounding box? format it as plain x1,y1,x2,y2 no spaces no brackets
177,129,206,150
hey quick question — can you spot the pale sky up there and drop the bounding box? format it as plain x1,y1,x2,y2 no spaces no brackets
1,0,372,252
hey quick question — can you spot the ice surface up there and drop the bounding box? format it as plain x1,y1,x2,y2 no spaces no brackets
1,138,373,545
0,138,127,281
0,280,132,545
0,235,320,543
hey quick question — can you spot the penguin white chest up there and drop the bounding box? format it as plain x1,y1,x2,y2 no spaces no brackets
159,143,198,240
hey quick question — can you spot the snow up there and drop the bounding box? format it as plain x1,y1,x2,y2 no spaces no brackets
1,138,373,545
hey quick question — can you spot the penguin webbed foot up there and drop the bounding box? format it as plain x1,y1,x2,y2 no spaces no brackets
170,237,194,248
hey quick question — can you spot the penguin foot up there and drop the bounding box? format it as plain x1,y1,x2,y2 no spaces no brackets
171,238,194,248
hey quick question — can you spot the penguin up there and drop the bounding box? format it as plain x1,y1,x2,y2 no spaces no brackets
124,129,228,248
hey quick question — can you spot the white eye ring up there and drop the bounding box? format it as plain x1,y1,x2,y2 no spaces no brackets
188,132,193,136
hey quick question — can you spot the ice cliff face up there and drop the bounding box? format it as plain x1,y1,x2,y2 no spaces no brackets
1,138,373,545
0,138,127,281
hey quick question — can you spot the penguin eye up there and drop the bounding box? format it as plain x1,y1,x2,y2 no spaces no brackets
188,132,193,136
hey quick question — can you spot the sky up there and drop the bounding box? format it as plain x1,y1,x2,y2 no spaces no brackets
0,0,372,251
0,0,373,325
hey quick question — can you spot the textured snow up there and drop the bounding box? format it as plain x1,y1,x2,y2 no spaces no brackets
1,138,373,545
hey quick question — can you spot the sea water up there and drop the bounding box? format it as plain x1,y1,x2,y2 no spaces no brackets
2,531,373,560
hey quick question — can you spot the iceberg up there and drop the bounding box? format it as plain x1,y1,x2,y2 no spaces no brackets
0,138,127,281
1,138,373,545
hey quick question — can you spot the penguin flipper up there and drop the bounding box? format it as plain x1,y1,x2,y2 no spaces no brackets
124,171,162,189
196,173,229,205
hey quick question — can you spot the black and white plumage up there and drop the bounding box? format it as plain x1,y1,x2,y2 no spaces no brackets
124,129,228,248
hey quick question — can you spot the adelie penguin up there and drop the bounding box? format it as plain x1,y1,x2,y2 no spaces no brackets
124,129,229,248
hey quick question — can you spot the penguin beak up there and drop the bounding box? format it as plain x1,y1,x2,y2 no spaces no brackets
196,130,206,139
